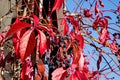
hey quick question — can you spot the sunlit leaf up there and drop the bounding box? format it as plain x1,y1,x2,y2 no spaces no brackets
12,29,26,57
78,52,84,70
52,67,66,80
32,14,39,27
19,29,36,62
99,28,110,45
5,19,31,38
61,18,69,36
37,30,47,56
52,0,64,12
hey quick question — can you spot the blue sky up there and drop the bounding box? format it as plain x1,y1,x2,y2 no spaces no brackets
66,0,120,80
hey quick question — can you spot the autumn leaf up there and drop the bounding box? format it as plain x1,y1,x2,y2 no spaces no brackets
52,67,66,80
35,75,41,80
61,18,69,36
70,73,79,80
21,62,27,80
12,29,26,57
37,59,45,75
76,34,84,49
95,1,99,16
99,18,108,27
84,9,92,18
20,57,34,80
78,52,84,70
72,44,80,64
19,29,36,62
60,71,68,80
109,40,118,53
37,30,47,56
99,28,110,45
32,14,39,27
66,16,79,32
52,0,64,12
5,19,31,38
36,26,54,37
97,51,102,70
99,0,104,7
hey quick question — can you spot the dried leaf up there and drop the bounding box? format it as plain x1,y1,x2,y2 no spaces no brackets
5,19,31,38
37,59,45,75
72,44,80,64
19,29,36,62
35,75,41,80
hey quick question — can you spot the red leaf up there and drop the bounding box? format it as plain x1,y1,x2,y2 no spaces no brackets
72,44,81,64
67,16,79,32
32,14,39,27
95,1,99,16
78,52,85,70
61,18,69,36
5,19,31,38
52,67,66,80
104,16,112,20
76,34,84,49
99,18,108,27
0,50,4,63
21,62,27,80
60,71,68,80
37,30,47,56
97,52,102,70
12,29,26,57
0,29,7,45
109,40,118,53
70,31,76,40
99,28,110,45
84,9,92,18
20,58,34,80
19,29,36,62
52,0,64,12
36,26,54,37
99,0,104,7
70,73,79,80
76,71,88,80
